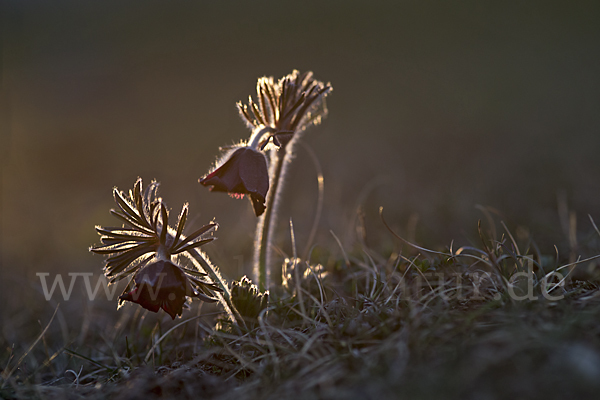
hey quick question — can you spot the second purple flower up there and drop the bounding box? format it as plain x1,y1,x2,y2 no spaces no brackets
200,147,269,216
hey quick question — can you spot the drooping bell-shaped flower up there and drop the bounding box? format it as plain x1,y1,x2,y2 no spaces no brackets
200,71,331,218
91,178,222,318
200,147,269,216
119,259,217,319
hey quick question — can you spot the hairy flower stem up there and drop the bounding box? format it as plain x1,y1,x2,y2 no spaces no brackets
186,246,245,329
242,71,332,292
163,224,244,327
254,143,292,291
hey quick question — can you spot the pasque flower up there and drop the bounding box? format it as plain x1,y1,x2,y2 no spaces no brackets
200,70,332,291
91,178,222,318
200,70,331,216
120,260,217,319
200,147,269,216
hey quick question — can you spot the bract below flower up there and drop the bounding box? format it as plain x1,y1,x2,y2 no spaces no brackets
119,260,212,319
200,147,269,216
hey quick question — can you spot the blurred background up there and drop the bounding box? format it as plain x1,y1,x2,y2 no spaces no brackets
1,0,600,313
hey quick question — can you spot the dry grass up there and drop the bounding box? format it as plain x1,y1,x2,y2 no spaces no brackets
2,214,600,400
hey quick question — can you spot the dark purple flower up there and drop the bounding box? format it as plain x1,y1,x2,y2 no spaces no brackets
200,147,269,216
119,260,215,319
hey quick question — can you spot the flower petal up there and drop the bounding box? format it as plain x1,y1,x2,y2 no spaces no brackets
200,147,269,216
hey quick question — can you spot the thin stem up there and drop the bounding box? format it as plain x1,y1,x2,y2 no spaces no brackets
247,126,274,150
185,247,245,329
164,224,244,328
254,147,287,291
299,140,325,261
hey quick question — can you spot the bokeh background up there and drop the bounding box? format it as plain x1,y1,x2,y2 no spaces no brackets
2,1,600,307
